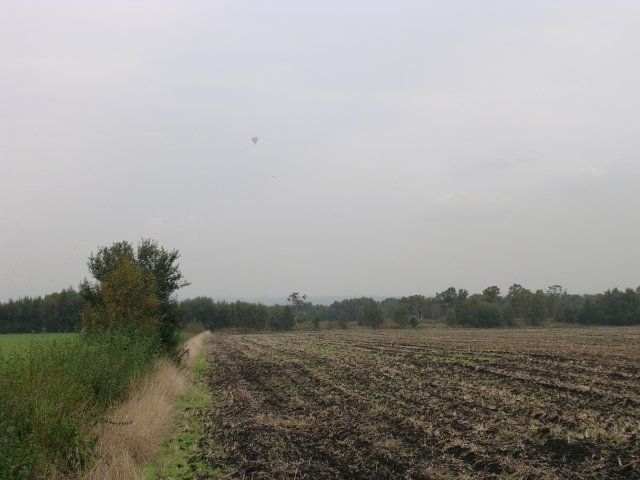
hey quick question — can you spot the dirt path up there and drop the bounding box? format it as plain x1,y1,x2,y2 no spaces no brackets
194,328,640,479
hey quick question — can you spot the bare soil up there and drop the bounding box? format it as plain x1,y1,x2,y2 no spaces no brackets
194,327,640,479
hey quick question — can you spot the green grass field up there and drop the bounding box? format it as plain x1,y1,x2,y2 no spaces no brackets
1,331,196,355
0,333,76,355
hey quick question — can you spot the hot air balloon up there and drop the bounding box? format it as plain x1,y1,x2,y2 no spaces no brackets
251,137,258,144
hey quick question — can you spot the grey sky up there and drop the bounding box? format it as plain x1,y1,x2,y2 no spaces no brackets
1,1,639,301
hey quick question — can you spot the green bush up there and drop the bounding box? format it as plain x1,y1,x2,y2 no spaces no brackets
0,330,159,479
450,300,503,328
469,301,502,328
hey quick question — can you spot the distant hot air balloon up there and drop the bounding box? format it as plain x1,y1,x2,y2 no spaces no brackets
251,137,258,144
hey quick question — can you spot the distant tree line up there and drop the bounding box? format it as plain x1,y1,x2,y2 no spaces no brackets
0,288,83,333
178,285,640,331
2,284,640,333
177,297,295,332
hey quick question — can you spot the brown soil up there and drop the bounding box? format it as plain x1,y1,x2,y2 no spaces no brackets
194,327,640,479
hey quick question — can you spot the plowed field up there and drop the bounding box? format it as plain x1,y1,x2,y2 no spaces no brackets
195,327,640,479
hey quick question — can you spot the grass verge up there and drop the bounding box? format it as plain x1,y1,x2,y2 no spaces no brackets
82,359,188,480
141,333,223,480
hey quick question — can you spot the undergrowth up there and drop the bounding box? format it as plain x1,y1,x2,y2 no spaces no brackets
0,330,159,480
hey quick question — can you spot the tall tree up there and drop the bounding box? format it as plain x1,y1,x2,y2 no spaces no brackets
525,290,547,326
392,304,410,328
357,299,384,328
82,252,160,338
506,284,530,317
287,292,310,324
80,239,188,353
400,295,429,322
482,286,501,303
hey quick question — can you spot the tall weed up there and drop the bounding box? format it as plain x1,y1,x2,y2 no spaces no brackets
0,330,159,479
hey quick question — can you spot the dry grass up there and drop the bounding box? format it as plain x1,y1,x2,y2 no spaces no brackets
80,331,211,480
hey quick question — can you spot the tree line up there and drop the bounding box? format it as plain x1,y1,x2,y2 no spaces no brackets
2,283,640,334
0,288,83,333
178,285,640,331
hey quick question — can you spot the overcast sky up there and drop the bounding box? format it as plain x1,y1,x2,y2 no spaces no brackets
1,1,639,301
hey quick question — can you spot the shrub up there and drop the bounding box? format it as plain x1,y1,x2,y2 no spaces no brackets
469,301,502,328
450,300,503,328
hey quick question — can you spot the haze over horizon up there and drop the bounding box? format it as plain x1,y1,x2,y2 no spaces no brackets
1,1,639,302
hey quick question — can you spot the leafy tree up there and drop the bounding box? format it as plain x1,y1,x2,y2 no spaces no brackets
312,314,322,329
482,286,501,303
469,301,502,328
392,304,410,328
269,305,295,331
80,239,188,353
502,305,516,327
525,290,547,326
329,297,374,322
445,308,457,326
435,287,468,308
545,285,567,319
178,296,216,328
579,297,605,325
447,297,504,328
599,288,640,325
287,292,310,324
82,252,160,340
233,301,269,330
357,299,384,328
556,303,581,323
399,295,429,322
506,284,530,317
379,297,400,319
